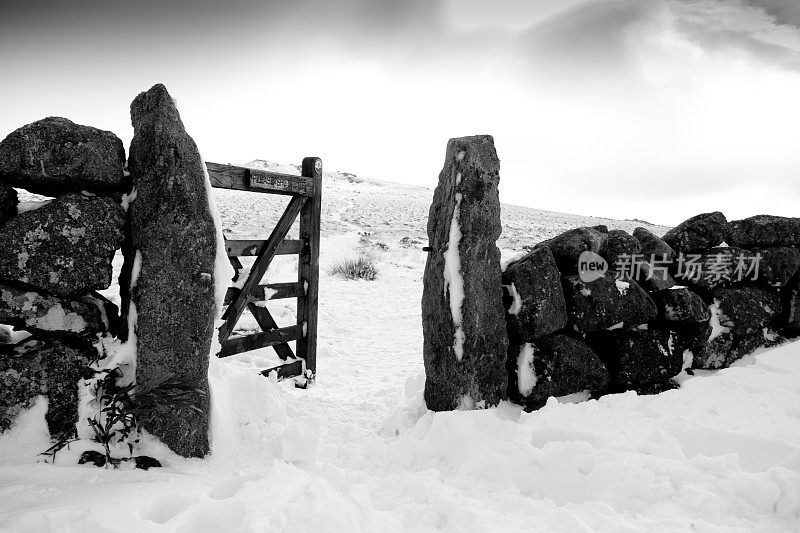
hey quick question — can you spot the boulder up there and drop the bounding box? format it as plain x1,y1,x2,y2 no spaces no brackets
0,325,10,344
533,226,607,274
600,230,641,270
0,337,94,441
588,329,682,389
0,117,127,196
655,287,710,323
0,283,116,337
562,274,657,333
728,215,800,248
674,246,757,290
692,285,782,369
672,321,712,359
783,274,800,334
630,259,676,292
510,334,609,409
634,227,675,261
502,246,567,340
750,247,800,288
0,184,17,226
0,194,125,297
122,84,220,457
423,135,508,411
662,211,728,253
715,285,781,337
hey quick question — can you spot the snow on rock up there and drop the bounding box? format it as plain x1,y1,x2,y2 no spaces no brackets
708,300,731,341
505,282,522,315
615,279,629,295
443,179,465,360
516,343,537,396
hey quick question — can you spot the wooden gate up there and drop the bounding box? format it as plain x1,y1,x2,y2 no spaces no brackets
206,157,322,384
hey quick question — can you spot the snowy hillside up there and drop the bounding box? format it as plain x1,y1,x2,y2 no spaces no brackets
218,160,670,254
1,164,798,532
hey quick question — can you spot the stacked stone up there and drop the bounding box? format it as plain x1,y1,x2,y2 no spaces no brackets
0,118,127,440
504,211,800,410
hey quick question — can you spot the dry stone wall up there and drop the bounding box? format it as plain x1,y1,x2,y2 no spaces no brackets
423,155,800,411
0,84,221,461
505,211,800,410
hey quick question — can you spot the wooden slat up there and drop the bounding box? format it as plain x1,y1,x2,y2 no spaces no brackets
207,162,313,197
260,359,303,381
218,325,304,358
296,157,323,376
224,282,303,306
218,196,306,344
228,256,295,360
247,303,295,360
225,238,304,257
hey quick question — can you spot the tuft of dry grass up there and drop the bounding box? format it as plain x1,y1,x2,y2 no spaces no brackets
326,255,379,281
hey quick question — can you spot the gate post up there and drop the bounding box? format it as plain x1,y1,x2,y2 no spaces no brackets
298,157,322,378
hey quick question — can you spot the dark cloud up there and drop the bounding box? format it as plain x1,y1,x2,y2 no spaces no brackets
742,0,800,27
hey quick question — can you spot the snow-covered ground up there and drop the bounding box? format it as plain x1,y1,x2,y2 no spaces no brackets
1,166,798,532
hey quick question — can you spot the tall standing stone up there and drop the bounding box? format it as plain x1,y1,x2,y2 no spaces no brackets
422,135,508,411
124,84,217,457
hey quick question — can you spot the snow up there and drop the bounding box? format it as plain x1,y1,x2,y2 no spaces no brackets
517,343,537,396
16,200,50,214
2,164,799,532
615,279,629,295
505,283,522,316
443,173,465,362
709,300,731,341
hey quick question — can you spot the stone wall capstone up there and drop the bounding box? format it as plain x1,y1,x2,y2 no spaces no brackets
0,117,127,196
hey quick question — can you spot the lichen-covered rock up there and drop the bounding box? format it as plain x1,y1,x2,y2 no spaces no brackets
0,184,17,226
122,84,218,457
0,284,115,337
0,117,127,196
692,285,782,369
587,329,681,389
502,246,567,341
533,226,607,274
715,285,781,337
634,227,675,261
655,287,710,323
728,215,800,248
562,274,657,333
750,247,800,288
662,211,728,253
510,334,608,409
600,230,641,269
423,135,508,411
0,337,93,440
0,194,124,297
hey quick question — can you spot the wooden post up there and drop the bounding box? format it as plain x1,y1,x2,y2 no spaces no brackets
297,157,322,378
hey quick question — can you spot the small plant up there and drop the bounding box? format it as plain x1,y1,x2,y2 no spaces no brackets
87,366,138,466
327,255,379,281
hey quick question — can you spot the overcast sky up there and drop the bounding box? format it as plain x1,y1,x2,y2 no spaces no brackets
1,0,799,226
